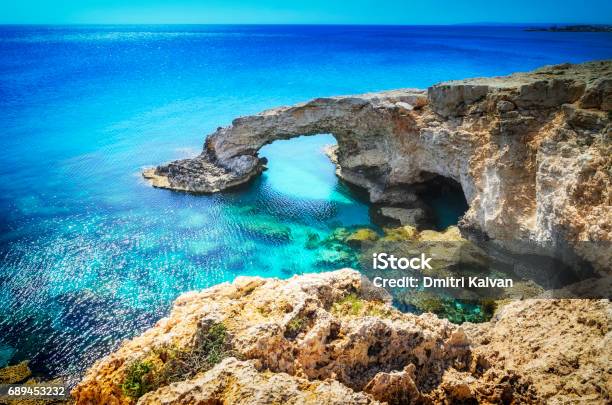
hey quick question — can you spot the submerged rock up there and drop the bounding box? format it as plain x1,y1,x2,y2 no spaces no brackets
314,248,355,268
325,227,351,244
311,227,365,268
304,232,321,250
241,219,292,243
397,291,497,324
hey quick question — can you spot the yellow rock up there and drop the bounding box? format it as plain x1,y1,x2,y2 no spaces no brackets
346,228,378,245
381,225,419,241
72,269,612,405
0,360,32,384
418,226,463,242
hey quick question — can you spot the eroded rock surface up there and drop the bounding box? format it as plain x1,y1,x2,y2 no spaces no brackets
464,298,612,404
139,357,377,405
73,270,609,404
145,61,611,269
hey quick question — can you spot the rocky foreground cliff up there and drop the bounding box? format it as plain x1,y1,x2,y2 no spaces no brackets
73,270,610,404
144,61,611,270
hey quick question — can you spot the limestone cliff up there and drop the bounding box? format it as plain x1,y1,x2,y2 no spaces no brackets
73,270,610,404
144,61,611,269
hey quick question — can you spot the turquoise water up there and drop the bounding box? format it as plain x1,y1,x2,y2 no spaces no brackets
1,25,611,380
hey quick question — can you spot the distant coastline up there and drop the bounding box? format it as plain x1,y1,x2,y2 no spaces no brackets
525,24,612,32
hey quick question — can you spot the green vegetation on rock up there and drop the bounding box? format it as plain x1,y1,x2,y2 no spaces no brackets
121,360,156,399
121,321,232,399
284,315,307,339
332,293,393,318
334,293,364,315
197,322,230,365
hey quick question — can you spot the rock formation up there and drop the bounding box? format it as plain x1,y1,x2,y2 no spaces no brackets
127,62,611,403
73,269,610,404
144,61,611,270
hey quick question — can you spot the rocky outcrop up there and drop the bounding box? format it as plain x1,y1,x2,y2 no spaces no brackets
73,270,610,404
464,298,612,404
144,61,611,269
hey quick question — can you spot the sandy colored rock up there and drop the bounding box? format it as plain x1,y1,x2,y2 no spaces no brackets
464,298,612,404
74,270,470,404
73,270,610,404
363,364,421,405
382,225,419,241
418,226,463,242
139,357,378,405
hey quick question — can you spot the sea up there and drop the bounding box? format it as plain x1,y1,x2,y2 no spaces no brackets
0,24,610,381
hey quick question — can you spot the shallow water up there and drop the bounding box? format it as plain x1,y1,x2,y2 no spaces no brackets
1,25,611,379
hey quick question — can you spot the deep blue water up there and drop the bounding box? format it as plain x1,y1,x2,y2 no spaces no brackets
0,25,611,380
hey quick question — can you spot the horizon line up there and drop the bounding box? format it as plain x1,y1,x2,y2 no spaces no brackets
0,22,609,27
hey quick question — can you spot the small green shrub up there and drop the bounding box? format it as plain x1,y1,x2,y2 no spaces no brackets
200,322,229,365
284,316,306,338
331,293,393,318
333,293,364,315
121,360,156,399
120,322,232,399
160,322,232,383
345,293,364,315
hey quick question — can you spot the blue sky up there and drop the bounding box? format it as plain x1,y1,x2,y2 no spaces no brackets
1,0,611,24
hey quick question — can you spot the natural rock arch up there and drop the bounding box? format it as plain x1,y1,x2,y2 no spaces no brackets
145,89,479,210
144,61,611,268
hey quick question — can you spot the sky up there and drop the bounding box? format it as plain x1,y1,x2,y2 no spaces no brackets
1,0,611,25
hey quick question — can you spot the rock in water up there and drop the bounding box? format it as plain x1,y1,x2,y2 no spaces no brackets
346,228,379,247
0,361,32,384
